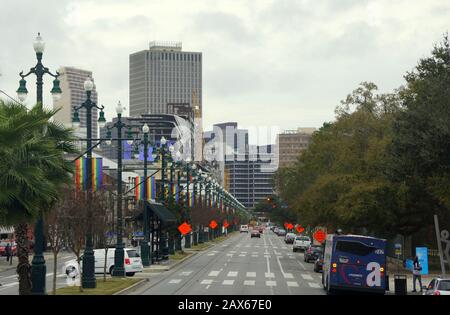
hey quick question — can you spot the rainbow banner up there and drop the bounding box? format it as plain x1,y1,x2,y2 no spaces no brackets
75,157,102,191
134,176,156,201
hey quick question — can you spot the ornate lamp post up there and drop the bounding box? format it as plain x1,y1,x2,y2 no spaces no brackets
72,77,106,288
17,33,62,295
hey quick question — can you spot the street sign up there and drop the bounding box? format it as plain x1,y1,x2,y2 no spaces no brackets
296,225,305,233
394,243,402,256
313,229,326,243
416,247,429,275
286,223,294,230
178,222,192,236
223,220,229,229
209,220,218,230
284,222,289,229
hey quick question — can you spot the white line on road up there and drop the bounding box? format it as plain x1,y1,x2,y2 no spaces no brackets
265,272,275,278
180,271,193,276
0,282,18,287
201,279,213,285
222,280,234,285
266,280,277,287
287,281,299,287
168,279,182,284
208,270,221,277
239,254,246,257
308,282,321,288
244,280,255,286
284,273,294,279
301,274,314,280
246,272,256,277
227,271,238,277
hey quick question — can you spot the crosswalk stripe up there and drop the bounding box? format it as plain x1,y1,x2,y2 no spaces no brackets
266,280,277,287
287,281,299,287
208,270,221,277
301,274,314,280
239,254,246,257
244,280,255,286
222,280,234,285
201,279,213,285
265,272,275,278
284,273,294,279
168,279,182,284
246,272,256,277
180,271,193,276
308,282,321,288
227,271,238,277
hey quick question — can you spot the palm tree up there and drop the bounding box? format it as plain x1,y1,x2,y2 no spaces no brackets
0,100,77,295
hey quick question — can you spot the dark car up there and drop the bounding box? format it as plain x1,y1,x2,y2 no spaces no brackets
304,245,323,263
251,230,261,238
314,253,324,273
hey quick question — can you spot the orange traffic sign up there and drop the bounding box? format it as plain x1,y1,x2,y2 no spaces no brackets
209,220,218,230
286,223,294,230
296,225,305,233
313,229,326,243
178,222,192,236
223,220,229,228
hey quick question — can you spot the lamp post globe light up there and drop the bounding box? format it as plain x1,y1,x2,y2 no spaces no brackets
16,33,62,295
71,76,106,288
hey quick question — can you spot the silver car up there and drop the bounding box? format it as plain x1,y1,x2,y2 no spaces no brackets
423,278,450,295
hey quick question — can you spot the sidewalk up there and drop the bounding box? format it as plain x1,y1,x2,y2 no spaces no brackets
0,251,73,273
387,273,437,295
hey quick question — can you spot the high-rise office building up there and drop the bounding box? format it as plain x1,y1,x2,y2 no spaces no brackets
53,66,98,139
276,127,316,168
129,41,202,117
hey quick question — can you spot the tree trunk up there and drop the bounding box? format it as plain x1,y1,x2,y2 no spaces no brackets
52,251,58,295
15,222,32,295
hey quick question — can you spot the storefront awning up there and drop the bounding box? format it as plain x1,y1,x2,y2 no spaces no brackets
133,201,177,224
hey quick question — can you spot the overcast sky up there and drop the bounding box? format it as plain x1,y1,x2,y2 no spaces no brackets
1,0,449,144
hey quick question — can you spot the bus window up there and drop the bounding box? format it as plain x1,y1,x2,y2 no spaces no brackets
335,240,376,256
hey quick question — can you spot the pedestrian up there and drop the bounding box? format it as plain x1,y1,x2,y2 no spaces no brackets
412,255,423,293
5,243,11,263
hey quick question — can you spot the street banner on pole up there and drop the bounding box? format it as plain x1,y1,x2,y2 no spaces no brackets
416,247,429,275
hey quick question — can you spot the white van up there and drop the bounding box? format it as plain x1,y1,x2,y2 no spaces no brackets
240,225,249,233
67,248,144,277
94,248,143,276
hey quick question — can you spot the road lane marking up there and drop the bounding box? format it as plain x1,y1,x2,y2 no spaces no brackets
0,282,18,287
244,280,255,286
201,279,213,285
308,282,321,288
208,270,221,277
222,280,234,285
301,274,314,280
287,281,299,287
207,253,215,256
240,252,247,254
284,273,294,279
266,280,277,287
264,255,271,258
180,271,193,276
168,279,182,284
265,272,275,278
246,272,256,277
227,271,238,277
239,254,246,257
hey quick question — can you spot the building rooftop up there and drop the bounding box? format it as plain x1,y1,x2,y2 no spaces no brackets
149,41,182,51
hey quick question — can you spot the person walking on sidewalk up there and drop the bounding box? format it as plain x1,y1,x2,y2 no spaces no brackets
5,243,11,263
412,255,423,293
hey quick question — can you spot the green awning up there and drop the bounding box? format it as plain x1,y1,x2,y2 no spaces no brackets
135,201,176,223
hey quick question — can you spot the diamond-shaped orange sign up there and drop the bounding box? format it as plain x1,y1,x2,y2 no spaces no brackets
296,225,305,233
286,223,294,230
178,222,192,236
209,220,218,230
314,229,326,243
223,220,229,228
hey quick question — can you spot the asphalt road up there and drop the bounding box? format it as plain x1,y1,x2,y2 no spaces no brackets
0,252,76,295
131,229,325,295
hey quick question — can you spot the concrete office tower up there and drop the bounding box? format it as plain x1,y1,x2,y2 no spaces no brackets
129,41,202,117
53,66,98,139
276,127,316,168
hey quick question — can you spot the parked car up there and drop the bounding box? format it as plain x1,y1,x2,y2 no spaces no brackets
240,225,249,233
304,245,323,262
251,230,261,238
284,233,296,244
314,253,324,273
423,278,450,295
273,227,280,234
276,229,286,236
0,241,17,256
67,247,143,277
293,236,311,252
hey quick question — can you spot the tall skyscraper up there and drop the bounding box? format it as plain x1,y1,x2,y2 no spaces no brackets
129,41,202,117
53,66,98,139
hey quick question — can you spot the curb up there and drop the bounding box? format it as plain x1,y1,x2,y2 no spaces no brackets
140,251,198,274
113,278,149,295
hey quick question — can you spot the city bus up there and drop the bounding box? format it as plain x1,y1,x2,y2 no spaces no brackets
322,234,387,294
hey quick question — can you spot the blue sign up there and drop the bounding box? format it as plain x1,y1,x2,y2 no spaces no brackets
405,259,413,271
416,247,429,275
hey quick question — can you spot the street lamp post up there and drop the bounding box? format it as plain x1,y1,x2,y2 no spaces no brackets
140,123,150,266
158,137,169,260
17,33,62,295
72,77,106,288
184,158,192,249
197,171,204,244
167,146,176,255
